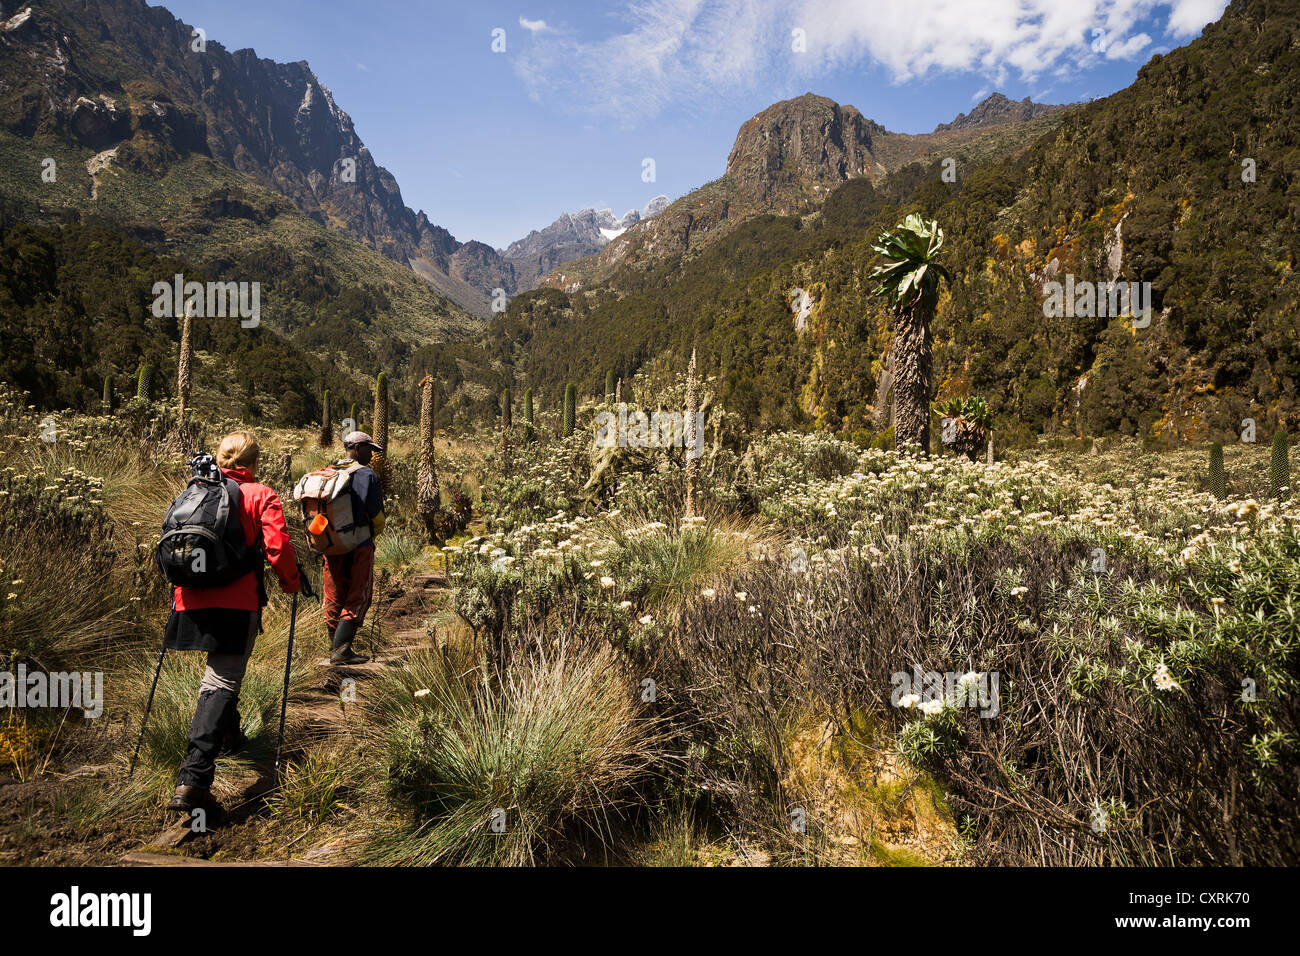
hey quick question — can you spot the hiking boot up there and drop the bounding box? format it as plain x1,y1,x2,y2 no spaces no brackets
329,618,370,665
166,784,214,814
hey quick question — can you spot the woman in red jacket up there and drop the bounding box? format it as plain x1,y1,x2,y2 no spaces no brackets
164,431,300,813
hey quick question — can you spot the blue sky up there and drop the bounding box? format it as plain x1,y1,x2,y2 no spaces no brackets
155,0,1230,249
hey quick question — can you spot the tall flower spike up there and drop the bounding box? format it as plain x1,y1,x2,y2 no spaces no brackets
177,301,194,425
417,375,440,542
684,347,700,519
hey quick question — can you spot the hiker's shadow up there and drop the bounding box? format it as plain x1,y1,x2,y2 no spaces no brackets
159,771,287,850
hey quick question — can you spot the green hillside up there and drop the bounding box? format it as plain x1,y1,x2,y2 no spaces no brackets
496,0,1299,446
0,131,506,424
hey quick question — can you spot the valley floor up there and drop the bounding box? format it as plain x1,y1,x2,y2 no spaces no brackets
2,391,1296,866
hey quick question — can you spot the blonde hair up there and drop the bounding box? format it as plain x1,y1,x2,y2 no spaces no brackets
216,431,260,472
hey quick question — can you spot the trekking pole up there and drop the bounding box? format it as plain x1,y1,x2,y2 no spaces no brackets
368,593,382,656
128,639,167,779
273,591,299,777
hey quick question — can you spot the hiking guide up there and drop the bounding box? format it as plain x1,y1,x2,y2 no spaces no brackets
294,431,386,666
153,432,306,813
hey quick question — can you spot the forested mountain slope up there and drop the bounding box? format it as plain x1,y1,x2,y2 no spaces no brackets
498,0,1298,445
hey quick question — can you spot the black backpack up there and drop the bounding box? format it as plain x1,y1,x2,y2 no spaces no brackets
156,458,262,589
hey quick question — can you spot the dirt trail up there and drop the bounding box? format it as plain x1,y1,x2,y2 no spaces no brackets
120,569,449,866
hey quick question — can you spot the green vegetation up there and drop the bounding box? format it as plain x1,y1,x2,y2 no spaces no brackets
523,387,534,444
1272,428,1291,501
870,215,950,454
1,0,1297,873
1210,441,1227,499
364,644,660,865
136,363,154,402
0,135,504,427
372,371,391,490
492,1,1300,447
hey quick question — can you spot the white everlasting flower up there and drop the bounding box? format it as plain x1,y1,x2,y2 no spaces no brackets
600,576,616,589
414,689,431,698
734,591,748,602
618,600,633,610
897,693,921,709
638,614,654,625
1153,661,1180,692
919,700,944,717
701,588,717,600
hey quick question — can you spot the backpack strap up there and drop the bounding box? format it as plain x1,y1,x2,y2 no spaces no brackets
221,476,265,570
214,476,235,540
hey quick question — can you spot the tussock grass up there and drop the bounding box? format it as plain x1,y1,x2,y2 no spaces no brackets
636,804,737,866
362,640,663,865
270,741,363,826
29,437,183,532
0,466,137,669
590,509,774,617
373,527,429,574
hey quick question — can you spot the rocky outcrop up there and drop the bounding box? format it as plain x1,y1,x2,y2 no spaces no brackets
541,92,1065,291
500,200,672,291
642,194,671,218
933,93,1063,132
0,0,516,315
726,93,887,213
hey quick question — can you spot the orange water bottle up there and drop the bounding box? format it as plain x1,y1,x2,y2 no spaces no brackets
308,512,328,535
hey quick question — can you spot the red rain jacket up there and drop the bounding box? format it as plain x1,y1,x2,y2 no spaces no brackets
173,466,300,611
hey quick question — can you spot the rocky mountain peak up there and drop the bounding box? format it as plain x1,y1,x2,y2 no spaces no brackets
933,92,1062,133
724,92,888,212
497,198,671,287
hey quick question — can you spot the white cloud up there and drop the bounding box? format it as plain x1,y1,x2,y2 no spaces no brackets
1105,31,1152,59
513,0,1230,122
513,0,776,121
1165,0,1228,36
519,17,551,33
